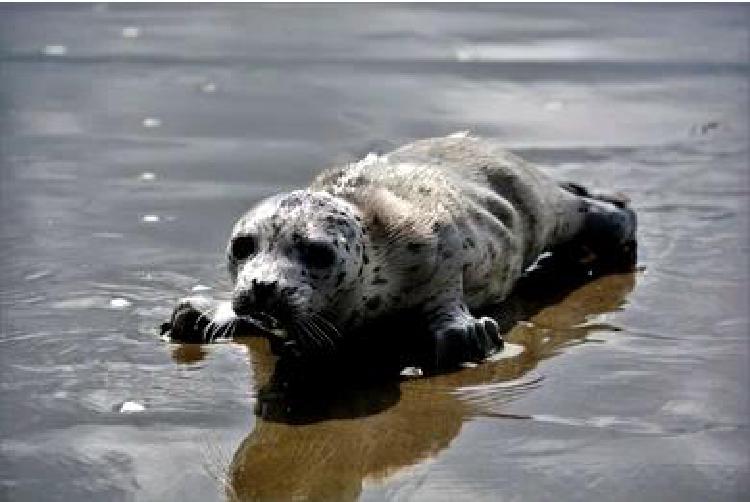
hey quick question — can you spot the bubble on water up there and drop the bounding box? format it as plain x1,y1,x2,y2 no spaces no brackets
139,172,156,181
141,214,160,223
200,82,217,94
544,100,564,112
122,26,141,39
42,45,67,56
118,401,145,413
110,298,132,309
142,117,162,128
192,284,212,292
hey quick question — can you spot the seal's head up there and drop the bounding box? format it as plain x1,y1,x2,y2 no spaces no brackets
227,190,366,350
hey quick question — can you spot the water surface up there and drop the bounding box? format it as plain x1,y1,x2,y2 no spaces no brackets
1,4,748,501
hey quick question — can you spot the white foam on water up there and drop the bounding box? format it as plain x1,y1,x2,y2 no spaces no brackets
121,26,140,39
42,45,67,56
141,214,160,223
118,401,145,413
109,298,132,309
544,100,565,112
141,117,161,128
200,82,217,93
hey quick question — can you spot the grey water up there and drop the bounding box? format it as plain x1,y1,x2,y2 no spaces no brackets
1,4,748,501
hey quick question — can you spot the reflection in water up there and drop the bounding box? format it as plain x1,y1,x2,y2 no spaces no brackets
171,342,210,365
170,257,636,501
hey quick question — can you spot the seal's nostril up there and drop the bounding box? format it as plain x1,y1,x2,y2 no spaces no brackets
251,280,278,304
232,291,254,316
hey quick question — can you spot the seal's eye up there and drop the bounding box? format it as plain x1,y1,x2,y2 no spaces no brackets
230,235,257,261
298,241,336,269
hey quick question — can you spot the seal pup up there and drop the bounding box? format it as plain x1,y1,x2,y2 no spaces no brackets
164,134,636,369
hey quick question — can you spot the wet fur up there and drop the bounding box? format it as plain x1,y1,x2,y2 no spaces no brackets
165,135,636,369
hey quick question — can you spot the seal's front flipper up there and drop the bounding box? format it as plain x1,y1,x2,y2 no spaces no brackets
425,299,504,370
163,297,240,343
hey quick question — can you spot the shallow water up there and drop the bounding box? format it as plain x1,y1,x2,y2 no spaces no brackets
1,4,748,501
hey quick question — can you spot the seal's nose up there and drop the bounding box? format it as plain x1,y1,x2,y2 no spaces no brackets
232,279,278,315
252,279,278,304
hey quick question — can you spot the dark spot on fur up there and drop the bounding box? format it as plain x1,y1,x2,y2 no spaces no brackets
371,277,387,285
335,272,346,287
373,266,381,273
407,242,422,253
408,265,420,272
463,237,475,249
363,254,369,265
366,296,381,310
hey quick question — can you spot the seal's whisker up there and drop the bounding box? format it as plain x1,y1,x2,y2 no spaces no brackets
191,310,215,343
292,319,322,352
301,317,331,349
310,312,343,341
305,314,338,350
297,316,331,350
290,317,315,347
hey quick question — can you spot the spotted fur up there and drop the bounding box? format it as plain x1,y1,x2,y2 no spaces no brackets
167,134,637,369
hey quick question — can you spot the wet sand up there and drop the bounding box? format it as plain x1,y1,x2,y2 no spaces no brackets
1,4,748,501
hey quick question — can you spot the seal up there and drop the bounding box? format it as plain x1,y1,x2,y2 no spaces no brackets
164,134,636,369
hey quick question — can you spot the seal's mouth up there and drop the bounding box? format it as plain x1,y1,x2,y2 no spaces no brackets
239,308,344,360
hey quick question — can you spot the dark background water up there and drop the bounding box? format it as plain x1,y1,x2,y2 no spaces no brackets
1,4,748,501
